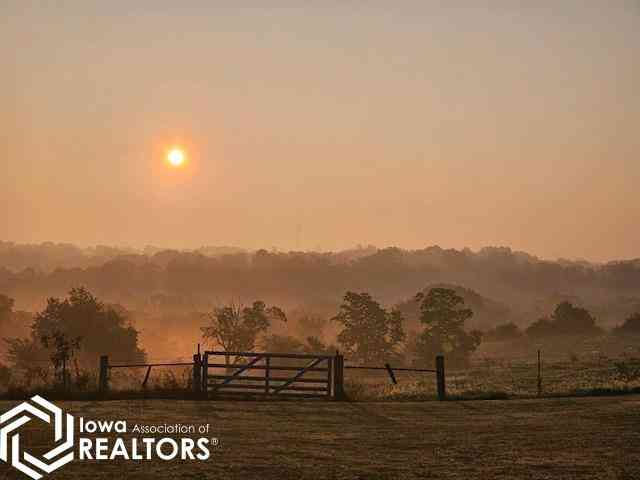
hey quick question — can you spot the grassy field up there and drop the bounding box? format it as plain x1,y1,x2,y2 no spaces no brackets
0,395,638,479
338,356,640,401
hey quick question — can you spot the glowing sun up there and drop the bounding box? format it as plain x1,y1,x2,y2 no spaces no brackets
167,148,186,167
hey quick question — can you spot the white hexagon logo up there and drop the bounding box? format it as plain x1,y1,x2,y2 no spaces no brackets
0,395,74,479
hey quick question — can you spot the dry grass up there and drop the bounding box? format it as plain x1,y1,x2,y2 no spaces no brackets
342,355,640,401
0,396,639,479
3,357,640,402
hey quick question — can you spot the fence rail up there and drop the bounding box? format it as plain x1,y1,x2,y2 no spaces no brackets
205,350,334,360
108,362,193,368
97,350,447,400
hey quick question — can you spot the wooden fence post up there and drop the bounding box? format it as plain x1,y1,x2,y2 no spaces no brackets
201,353,208,396
436,355,446,401
141,366,152,389
193,353,202,395
384,363,397,384
99,355,109,394
537,349,542,397
333,353,344,400
265,356,271,394
327,356,333,399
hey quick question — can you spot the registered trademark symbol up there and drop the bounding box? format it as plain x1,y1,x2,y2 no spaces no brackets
211,437,219,447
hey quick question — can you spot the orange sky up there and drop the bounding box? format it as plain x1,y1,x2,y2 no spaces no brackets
1,2,638,261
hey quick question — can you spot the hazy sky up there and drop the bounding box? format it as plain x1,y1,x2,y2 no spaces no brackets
2,1,638,261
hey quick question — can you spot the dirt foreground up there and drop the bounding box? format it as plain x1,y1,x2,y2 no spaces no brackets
0,395,638,479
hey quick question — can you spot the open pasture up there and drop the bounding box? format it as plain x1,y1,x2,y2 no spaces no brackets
0,395,638,479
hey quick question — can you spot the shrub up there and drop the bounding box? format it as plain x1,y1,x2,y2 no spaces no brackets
261,334,305,353
526,302,601,338
304,336,337,355
613,313,640,336
74,371,94,391
484,322,522,342
526,317,554,338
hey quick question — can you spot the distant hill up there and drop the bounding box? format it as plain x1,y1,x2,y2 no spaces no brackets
1,242,639,330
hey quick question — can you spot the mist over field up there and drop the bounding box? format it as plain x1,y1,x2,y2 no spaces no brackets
1,241,639,362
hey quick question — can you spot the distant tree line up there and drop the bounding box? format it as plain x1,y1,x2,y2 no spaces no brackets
2,244,640,330
484,303,640,342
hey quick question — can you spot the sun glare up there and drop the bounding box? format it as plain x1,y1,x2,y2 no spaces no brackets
167,148,185,167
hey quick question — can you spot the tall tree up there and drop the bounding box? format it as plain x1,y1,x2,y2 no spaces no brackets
201,301,286,365
332,291,405,364
412,287,481,368
32,287,145,365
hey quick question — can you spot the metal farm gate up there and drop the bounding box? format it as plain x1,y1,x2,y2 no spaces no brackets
200,351,343,399
98,349,443,400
